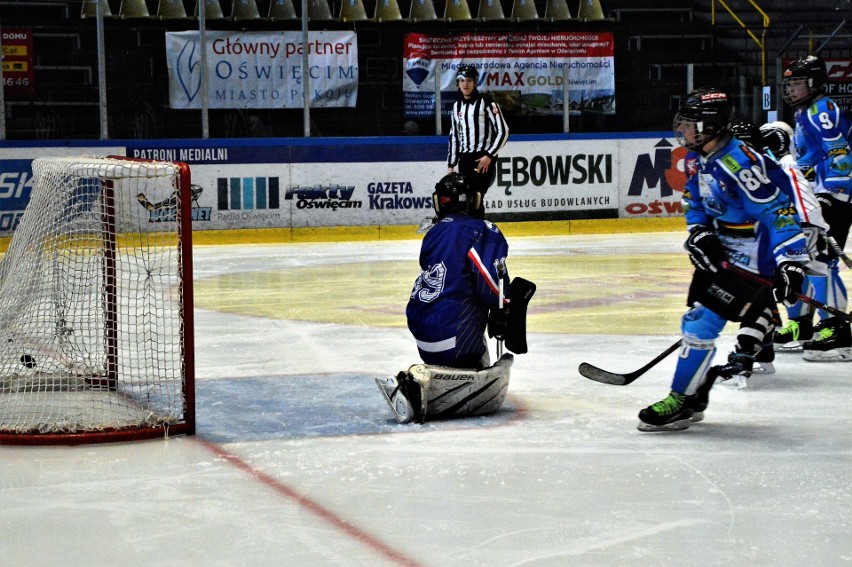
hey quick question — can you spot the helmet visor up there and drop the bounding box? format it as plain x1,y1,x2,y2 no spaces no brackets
673,113,707,151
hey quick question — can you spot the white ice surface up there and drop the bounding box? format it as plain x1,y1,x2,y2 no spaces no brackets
1,232,850,567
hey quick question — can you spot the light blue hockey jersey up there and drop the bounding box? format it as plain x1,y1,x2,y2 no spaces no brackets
682,136,810,276
793,96,852,202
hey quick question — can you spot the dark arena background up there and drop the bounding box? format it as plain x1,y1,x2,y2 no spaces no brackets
2,0,850,140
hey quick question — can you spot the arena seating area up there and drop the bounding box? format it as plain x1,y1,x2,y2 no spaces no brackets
1,0,849,139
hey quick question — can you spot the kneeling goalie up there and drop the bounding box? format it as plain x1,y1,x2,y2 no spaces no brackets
376,173,535,423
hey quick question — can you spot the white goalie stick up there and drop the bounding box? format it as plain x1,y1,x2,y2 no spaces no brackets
579,339,683,385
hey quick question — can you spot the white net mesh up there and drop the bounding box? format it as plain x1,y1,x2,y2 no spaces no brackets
0,156,192,438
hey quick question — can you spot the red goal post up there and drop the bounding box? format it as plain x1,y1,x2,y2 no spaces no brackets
0,155,195,445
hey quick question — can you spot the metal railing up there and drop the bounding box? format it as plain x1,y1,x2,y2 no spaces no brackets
712,0,770,85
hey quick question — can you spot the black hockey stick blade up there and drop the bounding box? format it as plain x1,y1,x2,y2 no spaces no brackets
579,339,683,385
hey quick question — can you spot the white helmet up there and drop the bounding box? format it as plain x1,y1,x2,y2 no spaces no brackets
760,121,795,159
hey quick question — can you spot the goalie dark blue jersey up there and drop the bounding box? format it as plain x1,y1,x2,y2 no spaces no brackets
406,214,509,368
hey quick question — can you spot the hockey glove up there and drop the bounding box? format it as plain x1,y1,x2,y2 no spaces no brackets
816,193,834,211
685,227,725,273
773,262,806,307
487,307,510,340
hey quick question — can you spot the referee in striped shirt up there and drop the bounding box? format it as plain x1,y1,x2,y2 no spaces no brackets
447,64,510,219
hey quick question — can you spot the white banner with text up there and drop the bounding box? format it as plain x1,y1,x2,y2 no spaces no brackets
165,31,358,109
403,32,615,118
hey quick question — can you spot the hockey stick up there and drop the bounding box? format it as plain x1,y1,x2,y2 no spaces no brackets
722,261,852,323
494,258,510,358
497,275,505,357
826,236,852,269
579,339,682,385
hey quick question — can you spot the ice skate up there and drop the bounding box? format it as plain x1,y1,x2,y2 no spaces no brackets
688,365,722,423
773,318,812,352
802,319,852,362
751,344,776,375
638,391,694,431
714,352,754,390
375,372,415,423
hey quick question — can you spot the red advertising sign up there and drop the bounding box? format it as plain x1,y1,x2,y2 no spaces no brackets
2,27,35,97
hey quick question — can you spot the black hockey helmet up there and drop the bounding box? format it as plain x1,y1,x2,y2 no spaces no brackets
456,64,479,83
783,55,827,108
673,87,733,151
729,117,761,148
433,172,480,218
760,121,795,159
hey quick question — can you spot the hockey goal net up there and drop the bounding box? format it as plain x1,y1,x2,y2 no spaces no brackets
0,156,195,445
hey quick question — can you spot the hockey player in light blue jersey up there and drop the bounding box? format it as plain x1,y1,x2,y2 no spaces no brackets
783,55,852,362
728,119,831,364
638,88,810,431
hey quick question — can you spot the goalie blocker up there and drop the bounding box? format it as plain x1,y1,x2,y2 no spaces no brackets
506,277,536,354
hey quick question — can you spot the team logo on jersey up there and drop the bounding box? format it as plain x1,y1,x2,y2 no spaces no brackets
739,144,759,163
685,155,699,177
721,155,742,173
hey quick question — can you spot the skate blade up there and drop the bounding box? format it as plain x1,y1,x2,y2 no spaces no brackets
718,375,749,389
751,362,775,374
375,376,413,424
775,342,804,353
803,347,852,363
637,418,691,432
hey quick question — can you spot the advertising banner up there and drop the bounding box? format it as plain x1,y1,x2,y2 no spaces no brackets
165,31,358,109
2,134,689,237
821,58,852,113
618,137,686,219
403,32,615,119
486,139,618,220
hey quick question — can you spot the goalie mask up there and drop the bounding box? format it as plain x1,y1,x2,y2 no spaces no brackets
783,55,827,109
760,121,795,159
433,172,480,218
673,88,733,152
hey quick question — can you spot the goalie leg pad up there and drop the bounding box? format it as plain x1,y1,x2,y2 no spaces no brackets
409,353,514,422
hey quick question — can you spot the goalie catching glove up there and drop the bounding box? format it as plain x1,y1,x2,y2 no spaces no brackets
685,227,726,273
773,261,806,307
